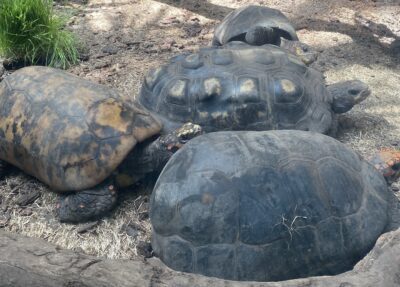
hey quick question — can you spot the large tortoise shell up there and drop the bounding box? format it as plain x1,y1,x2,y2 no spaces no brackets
0,66,161,191
139,43,334,134
150,130,391,282
212,5,298,46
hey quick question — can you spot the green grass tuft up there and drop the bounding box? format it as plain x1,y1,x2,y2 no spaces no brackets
0,0,80,69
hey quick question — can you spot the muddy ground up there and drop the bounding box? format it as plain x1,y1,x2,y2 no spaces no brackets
0,0,399,261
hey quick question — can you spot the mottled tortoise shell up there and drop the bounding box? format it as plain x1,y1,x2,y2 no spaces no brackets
0,66,161,191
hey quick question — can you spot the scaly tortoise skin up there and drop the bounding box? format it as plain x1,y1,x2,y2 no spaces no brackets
150,130,394,282
139,42,370,135
0,66,201,222
212,5,318,65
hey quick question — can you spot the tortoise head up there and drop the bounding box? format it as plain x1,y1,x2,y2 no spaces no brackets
280,38,319,65
160,122,204,152
369,148,400,183
328,80,371,114
244,26,281,46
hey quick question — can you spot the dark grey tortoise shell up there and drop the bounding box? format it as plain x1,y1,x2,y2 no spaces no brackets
150,130,391,282
212,5,298,46
138,43,334,134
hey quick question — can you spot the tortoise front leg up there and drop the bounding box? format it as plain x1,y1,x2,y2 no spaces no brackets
117,123,203,185
56,180,118,223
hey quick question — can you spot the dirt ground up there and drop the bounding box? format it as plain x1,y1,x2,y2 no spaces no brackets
0,0,399,261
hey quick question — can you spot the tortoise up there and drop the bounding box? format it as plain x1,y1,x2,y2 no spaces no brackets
150,130,398,282
138,42,370,136
212,5,318,65
0,66,202,223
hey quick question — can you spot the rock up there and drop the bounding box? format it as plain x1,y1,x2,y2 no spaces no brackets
0,228,400,286
160,44,172,52
136,241,152,258
0,212,10,227
121,222,143,238
79,53,90,61
19,208,33,217
15,189,40,206
183,22,203,38
101,45,119,55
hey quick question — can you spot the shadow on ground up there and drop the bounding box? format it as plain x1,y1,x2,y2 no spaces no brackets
154,0,233,20
154,0,399,62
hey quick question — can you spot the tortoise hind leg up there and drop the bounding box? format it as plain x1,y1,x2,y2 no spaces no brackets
56,180,118,223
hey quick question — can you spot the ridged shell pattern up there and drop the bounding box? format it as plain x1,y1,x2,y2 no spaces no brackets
151,130,391,282
0,66,161,191
139,44,333,134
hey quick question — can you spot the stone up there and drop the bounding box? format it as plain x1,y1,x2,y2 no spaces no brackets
0,228,399,286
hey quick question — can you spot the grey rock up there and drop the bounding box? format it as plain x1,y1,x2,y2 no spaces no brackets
0,228,399,286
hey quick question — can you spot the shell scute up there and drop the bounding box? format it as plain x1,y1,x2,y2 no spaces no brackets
139,44,333,133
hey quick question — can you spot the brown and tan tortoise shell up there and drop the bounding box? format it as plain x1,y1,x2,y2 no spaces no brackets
0,66,161,192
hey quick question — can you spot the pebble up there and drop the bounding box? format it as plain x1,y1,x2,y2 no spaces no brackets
15,189,40,206
160,44,172,52
79,53,90,61
94,61,111,69
76,221,99,234
136,241,153,258
124,223,142,238
0,212,10,228
19,208,33,217
101,45,119,55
